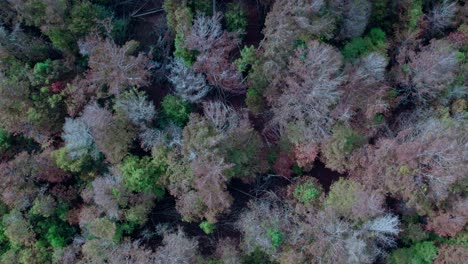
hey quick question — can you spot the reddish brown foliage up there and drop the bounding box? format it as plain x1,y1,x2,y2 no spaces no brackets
186,13,246,94
273,152,294,178
50,80,66,93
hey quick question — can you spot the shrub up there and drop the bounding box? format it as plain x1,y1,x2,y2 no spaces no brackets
119,155,165,197
388,241,438,264
199,221,216,234
225,3,248,34
161,95,191,126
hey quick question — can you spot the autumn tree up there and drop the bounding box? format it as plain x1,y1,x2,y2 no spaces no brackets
186,13,246,94
269,41,343,167
81,103,138,164
396,39,460,104
79,35,152,97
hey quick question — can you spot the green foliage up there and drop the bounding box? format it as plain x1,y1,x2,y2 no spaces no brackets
199,221,216,234
45,28,76,52
243,247,275,264
245,63,268,114
293,180,321,204
342,28,387,61
374,113,385,125
111,18,129,44
222,129,265,179
235,45,256,73
388,241,438,264
52,147,98,174
87,218,116,240
174,33,196,65
190,0,212,15
30,204,77,249
161,95,191,126
325,178,359,215
113,221,138,242
225,3,248,34
0,128,11,152
370,0,389,28
408,0,423,30
68,1,103,36
266,228,284,249
246,88,265,114
119,155,165,197
165,3,195,63
332,125,366,154
124,204,152,226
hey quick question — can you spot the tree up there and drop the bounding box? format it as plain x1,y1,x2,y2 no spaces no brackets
388,241,438,264
426,1,459,36
349,115,467,222
167,58,211,103
321,124,366,173
161,95,191,126
186,13,246,94
202,101,239,132
333,52,391,131
87,218,116,241
114,88,156,128
269,40,343,153
153,229,199,264
325,178,385,222
426,198,467,237
81,103,137,164
0,24,51,62
62,117,99,160
399,39,460,104
91,174,125,220
119,155,165,197
336,0,371,40
434,244,468,264
2,210,35,246
79,35,152,96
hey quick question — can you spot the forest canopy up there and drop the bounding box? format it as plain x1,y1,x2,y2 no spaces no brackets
0,0,466,263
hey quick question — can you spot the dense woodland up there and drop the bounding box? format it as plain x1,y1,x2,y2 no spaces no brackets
0,0,466,263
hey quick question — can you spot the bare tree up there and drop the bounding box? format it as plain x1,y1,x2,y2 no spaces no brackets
427,0,459,34
270,40,343,143
202,101,239,131
114,88,156,127
62,117,99,160
167,58,211,103
186,13,246,94
79,35,152,96
405,39,459,104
